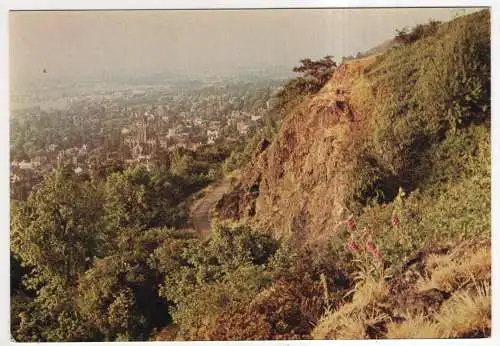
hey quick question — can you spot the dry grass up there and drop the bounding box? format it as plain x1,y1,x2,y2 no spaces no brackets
386,313,440,339
385,283,490,339
333,314,368,340
312,303,391,340
312,279,389,339
313,241,491,340
312,305,366,340
351,279,389,308
435,283,491,338
225,169,242,179
416,247,490,292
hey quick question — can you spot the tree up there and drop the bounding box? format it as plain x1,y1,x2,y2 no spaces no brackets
77,228,174,341
11,165,104,286
103,166,191,233
152,224,278,340
394,20,441,45
103,167,151,231
292,56,338,93
10,165,104,341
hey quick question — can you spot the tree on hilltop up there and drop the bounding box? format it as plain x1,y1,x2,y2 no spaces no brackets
293,56,338,88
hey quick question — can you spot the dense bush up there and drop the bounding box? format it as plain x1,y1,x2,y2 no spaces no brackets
394,19,441,45
339,10,490,210
151,223,278,339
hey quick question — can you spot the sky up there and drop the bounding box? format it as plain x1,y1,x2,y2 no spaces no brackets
9,8,480,86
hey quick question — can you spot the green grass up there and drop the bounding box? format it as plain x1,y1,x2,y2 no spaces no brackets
311,10,490,339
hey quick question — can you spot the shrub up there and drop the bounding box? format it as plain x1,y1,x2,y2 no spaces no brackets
152,224,278,339
394,19,441,45
366,9,490,188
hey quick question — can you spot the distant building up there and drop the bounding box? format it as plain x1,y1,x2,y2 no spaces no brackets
167,128,176,138
126,111,160,158
236,121,250,135
207,129,220,144
10,173,21,183
18,160,34,170
77,144,88,157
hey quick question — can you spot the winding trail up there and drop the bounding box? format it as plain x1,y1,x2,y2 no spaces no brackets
189,178,233,239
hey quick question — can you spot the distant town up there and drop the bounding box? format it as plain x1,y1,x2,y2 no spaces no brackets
10,75,287,197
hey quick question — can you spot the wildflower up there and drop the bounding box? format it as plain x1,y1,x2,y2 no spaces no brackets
345,215,357,232
366,240,382,259
391,215,400,228
347,238,360,252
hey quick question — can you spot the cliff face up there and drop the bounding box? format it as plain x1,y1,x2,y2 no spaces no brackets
217,9,490,248
216,57,378,244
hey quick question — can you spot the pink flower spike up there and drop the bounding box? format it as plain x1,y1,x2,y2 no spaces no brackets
391,215,400,228
347,239,360,252
345,215,357,232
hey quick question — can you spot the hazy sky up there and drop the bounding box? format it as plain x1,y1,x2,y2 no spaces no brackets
10,8,478,85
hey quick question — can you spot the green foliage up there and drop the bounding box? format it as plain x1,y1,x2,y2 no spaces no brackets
352,125,490,273
370,10,489,174
11,275,97,342
11,165,104,285
394,19,441,45
292,56,338,93
340,10,490,209
209,223,278,268
10,160,213,341
222,132,264,174
77,228,172,341
103,168,150,230
10,10,490,342
151,224,277,339
103,165,210,233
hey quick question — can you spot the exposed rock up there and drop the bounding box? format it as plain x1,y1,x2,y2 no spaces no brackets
216,62,375,244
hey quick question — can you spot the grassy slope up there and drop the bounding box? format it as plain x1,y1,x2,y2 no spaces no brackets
312,9,490,339
154,10,490,341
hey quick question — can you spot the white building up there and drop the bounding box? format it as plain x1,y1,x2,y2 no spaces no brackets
237,121,250,135
18,160,34,170
207,129,220,144
194,118,202,126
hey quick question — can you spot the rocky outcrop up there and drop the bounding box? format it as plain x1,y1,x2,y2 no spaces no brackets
216,60,376,244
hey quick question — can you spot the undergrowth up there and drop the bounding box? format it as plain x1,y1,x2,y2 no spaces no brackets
153,10,490,341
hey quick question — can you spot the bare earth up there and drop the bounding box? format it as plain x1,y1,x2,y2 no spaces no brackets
189,178,233,239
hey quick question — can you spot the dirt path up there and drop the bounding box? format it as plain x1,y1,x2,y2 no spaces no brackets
189,178,233,239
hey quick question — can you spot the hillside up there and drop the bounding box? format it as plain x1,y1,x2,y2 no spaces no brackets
216,9,490,246
10,9,491,342
212,9,490,339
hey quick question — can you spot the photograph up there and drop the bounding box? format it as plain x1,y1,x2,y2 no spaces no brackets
8,6,491,342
